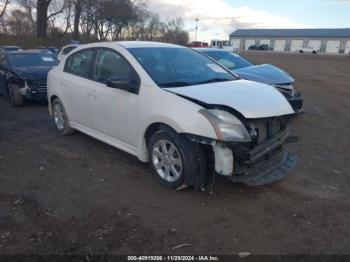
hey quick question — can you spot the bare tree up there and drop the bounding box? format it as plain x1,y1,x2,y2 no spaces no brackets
73,0,82,40
0,0,10,18
36,0,51,39
37,0,66,39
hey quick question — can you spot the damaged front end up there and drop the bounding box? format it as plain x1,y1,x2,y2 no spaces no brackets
216,116,297,186
188,108,298,189
18,79,48,101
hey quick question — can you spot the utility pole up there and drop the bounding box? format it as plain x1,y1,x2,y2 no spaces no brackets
195,18,199,41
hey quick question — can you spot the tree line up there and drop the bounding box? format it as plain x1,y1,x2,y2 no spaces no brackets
0,0,189,47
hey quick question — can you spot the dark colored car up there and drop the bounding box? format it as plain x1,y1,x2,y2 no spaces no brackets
196,48,304,113
248,45,258,51
258,44,269,51
0,46,22,56
0,51,59,107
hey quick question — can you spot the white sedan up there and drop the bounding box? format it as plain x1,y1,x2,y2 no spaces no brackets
47,41,298,190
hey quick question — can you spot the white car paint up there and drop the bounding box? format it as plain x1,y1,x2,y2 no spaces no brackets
164,80,294,119
48,41,294,164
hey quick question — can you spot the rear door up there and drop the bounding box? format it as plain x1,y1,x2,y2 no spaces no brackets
60,48,96,128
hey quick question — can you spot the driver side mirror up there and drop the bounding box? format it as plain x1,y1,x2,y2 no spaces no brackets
106,76,139,94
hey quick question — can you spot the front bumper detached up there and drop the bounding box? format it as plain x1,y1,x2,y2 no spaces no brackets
228,151,297,186
218,129,298,186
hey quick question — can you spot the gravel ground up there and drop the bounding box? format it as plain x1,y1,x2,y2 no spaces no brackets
0,52,349,256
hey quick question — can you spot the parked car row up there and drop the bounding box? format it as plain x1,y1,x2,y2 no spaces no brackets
248,44,271,51
1,41,302,190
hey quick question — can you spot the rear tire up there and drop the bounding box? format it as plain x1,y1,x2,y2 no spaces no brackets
148,127,206,189
8,84,24,107
52,98,75,135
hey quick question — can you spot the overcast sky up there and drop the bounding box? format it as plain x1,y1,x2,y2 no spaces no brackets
147,0,350,42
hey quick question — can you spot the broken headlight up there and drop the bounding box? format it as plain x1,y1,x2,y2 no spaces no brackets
199,109,251,142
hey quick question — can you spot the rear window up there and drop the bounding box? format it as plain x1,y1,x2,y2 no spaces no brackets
8,53,58,68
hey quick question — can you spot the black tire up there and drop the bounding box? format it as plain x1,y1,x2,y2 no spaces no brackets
8,83,24,107
52,98,75,135
148,127,205,189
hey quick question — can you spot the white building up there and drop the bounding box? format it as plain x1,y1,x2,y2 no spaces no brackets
229,28,350,54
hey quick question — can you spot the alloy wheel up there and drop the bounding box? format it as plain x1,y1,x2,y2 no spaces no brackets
152,139,183,182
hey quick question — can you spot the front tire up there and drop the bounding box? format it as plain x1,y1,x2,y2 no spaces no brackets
148,128,205,189
52,98,75,135
8,84,24,107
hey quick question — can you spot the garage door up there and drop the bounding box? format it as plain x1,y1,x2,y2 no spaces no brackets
325,40,340,54
245,39,256,50
308,40,322,51
260,39,271,46
345,41,350,55
231,39,241,51
274,40,286,52
290,40,304,52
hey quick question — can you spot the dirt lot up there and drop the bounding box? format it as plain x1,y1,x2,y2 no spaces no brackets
0,52,349,256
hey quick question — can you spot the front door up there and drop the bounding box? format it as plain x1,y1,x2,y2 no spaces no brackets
88,48,140,149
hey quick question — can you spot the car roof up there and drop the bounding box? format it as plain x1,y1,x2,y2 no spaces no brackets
81,41,184,49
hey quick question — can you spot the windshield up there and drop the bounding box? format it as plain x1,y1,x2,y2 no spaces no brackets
128,47,237,87
202,51,254,70
8,53,58,68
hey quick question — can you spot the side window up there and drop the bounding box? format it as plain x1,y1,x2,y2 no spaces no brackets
64,49,95,79
93,49,138,85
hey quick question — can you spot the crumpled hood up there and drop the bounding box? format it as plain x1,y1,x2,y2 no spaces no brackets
234,64,294,85
164,80,294,119
13,66,54,81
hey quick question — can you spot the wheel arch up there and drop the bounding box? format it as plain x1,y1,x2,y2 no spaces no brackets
138,121,182,163
48,95,59,116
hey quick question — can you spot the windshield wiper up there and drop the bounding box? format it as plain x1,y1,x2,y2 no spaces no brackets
197,78,232,85
159,81,191,88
